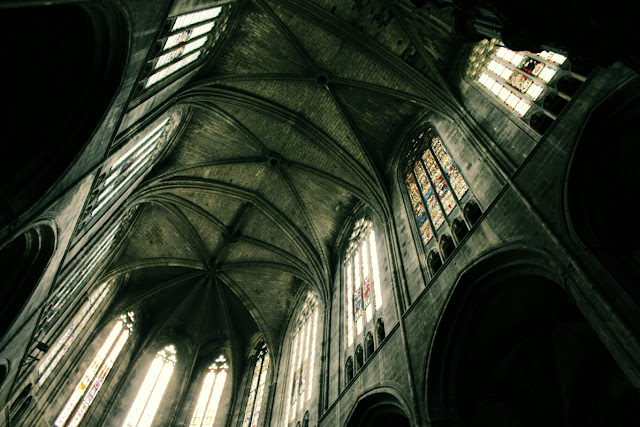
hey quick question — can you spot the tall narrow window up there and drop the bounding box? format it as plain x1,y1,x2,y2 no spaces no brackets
403,127,471,248
189,355,228,427
54,312,134,427
38,280,113,387
123,344,177,427
88,118,173,225
284,293,319,425
38,223,121,347
242,344,269,427
345,219,383,349
139,4,233,92
467,38,567,118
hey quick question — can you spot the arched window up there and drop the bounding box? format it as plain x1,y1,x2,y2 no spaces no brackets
403,127,472,249
365,332,374,361
467,38,570,119
37,222,121,346
189,355,228,427
81,115,180,231
55,312,134,427
123,344,177,427
344,219,383,348
38,280,113,387
9,384,32,424
242,343,269,427
284,292,319,425
345,357,354,384
376,318,385,343
355,345,364,372
137,4,233,94
440,235,455,260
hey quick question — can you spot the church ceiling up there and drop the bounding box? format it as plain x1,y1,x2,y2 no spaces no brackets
105,0,464,364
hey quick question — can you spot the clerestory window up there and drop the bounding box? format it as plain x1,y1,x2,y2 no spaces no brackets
137,4,233,95
403,127,472,248
189,355,228,427
467,38,568,118
284,292,319,426
38,280,113,387
123,344,177,427
242,343,269,427
344,219,383,349
54,312,134,427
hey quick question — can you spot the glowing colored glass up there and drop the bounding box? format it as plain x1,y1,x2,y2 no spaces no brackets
55,313,133,427
39,281,111,387
41,226,119,340
431,138,469,200
414,161,444,229
471,39,566,118
172,7,222,31
405,173,433,244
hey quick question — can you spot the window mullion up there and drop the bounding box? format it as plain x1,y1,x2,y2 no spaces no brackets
420,160,450,229
198,371,216,427
429,145,463,215
248,357,263,425
411,169,438,239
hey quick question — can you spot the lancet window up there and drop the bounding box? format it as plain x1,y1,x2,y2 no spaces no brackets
242,344,269,427
38,223,121,345
284,293,319,425
123,344,177,427
467,38,567,118
85,118,175,227
189,355,229,427
140,4,232,91
344,219,383,352
38,280,113,387
54,312,134,427
403,127,471,247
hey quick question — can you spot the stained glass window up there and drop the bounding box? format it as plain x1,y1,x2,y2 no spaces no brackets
403,128,470,247
284,293,319,425
91,118,171,221
467,38,567,118
189,355,228,427
38,281,112,387
142,5,231,90
38,223,120,348
54,312,134,427
123,344,177,427
344,219,383,351
242,344,269,427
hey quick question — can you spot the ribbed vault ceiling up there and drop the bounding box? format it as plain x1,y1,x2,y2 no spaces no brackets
104,0,463,368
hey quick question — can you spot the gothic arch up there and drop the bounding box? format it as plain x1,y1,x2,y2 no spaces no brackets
344,389,413,427
565,77,640,306
0,222,56,340
425,249,640,426
0,0,128,222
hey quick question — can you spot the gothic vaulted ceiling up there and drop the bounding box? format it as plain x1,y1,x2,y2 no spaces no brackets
104,0,464,368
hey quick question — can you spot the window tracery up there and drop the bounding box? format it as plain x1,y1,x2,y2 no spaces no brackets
38,280,112,387
242,343,269,427
467,38,568,118
140,4,232,91
38,223,121,349
123,344,177,427
189,355,228,427
54,312,134,427
344,219,383,349
284,293,319,425
403,127,471,248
